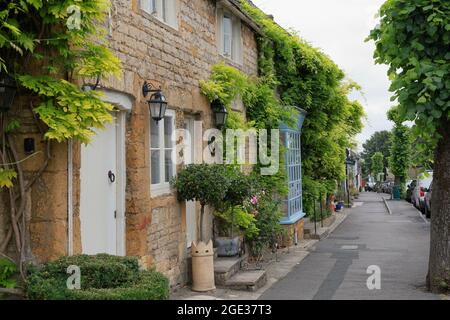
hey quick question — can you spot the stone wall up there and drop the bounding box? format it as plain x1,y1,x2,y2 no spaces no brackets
0,95,69,263
103,0,259,286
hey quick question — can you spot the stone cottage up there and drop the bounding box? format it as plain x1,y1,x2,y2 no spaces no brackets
0,0,262,288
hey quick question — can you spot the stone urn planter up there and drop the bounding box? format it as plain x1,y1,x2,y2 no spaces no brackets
191,240,216,292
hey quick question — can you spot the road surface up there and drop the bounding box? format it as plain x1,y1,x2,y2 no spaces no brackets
260,192,439,300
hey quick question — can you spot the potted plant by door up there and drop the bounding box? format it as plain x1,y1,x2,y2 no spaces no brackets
171,164,229,292
214,166,252,257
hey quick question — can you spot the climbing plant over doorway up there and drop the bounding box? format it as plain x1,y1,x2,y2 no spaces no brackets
0,0,121,284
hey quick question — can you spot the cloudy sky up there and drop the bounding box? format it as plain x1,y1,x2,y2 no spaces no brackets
251,0,393,149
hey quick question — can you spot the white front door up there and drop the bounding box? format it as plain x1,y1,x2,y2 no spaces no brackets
184,117,197,247
80,119,119,255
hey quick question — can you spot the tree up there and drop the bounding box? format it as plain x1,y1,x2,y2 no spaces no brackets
368,0,450,292
387,107,411,190
361,131,391,177
371,152,384,182
171,164,230,243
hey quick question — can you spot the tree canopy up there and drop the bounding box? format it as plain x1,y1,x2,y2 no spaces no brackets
387,107,411,186
368,0,450,148
361,131,391,177
371,152,384,182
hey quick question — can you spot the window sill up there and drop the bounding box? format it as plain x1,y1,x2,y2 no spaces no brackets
219,53,243,67
151,183,174,198
139,9,179,33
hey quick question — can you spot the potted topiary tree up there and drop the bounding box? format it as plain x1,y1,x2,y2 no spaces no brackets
171,164,230,292
214,166,252,257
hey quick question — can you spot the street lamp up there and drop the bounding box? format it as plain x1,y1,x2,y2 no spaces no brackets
143,81,168,122
211,99,228,129
0,73,17,113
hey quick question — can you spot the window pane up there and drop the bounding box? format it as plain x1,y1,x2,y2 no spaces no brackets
151,150,161,184
151,119,159,148
223,15,232,56
164,115,173,147
162,0,167,22
165,150,174,182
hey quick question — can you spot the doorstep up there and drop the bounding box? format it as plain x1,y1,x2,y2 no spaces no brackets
224,270,267,292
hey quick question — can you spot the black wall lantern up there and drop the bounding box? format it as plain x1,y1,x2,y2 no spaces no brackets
211,99,228,129
207,135,216,157
24,138,35,155
143,81,167,122
0,73,17,113
81,75,101,92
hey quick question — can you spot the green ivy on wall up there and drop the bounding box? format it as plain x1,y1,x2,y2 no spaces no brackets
240,0,365,204
200,62,293,197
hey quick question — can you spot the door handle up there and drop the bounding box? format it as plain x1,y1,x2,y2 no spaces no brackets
108,171,116,183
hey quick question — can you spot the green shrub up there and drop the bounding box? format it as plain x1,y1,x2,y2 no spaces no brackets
26,254,169,300
0,258,17,288
244,193,284,257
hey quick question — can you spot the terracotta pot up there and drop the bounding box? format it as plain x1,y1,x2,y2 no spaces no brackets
191,240,216,292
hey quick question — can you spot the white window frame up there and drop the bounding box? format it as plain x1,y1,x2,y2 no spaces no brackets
150,109,176,197
217,8,243,64
140,0,178,29
222,14,233,58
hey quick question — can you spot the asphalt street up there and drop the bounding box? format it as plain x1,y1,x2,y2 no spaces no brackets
260,192,440,300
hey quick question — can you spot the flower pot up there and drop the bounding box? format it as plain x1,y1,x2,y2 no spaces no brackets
191,240,216,292
214,237,240,257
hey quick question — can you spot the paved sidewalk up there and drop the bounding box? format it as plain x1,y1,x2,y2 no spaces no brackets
171,210,350,300
260,193,442,300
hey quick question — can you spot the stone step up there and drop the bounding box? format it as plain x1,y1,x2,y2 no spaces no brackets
214,255,247,286
224,270,267,292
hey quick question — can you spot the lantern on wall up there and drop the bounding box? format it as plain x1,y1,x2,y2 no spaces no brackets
143,81,168,122
0,73,17,113
211,99,228,129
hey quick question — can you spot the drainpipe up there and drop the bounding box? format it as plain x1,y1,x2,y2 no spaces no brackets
67,139,73,256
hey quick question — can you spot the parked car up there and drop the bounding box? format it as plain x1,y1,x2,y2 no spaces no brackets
424,181,433,219
365,181,375,192
412,172,433,213
383,182,394,194
374,182,383,193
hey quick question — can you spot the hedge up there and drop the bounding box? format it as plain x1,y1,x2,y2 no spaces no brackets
26,254,169,300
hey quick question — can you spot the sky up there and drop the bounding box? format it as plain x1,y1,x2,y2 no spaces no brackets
251,0,394,150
